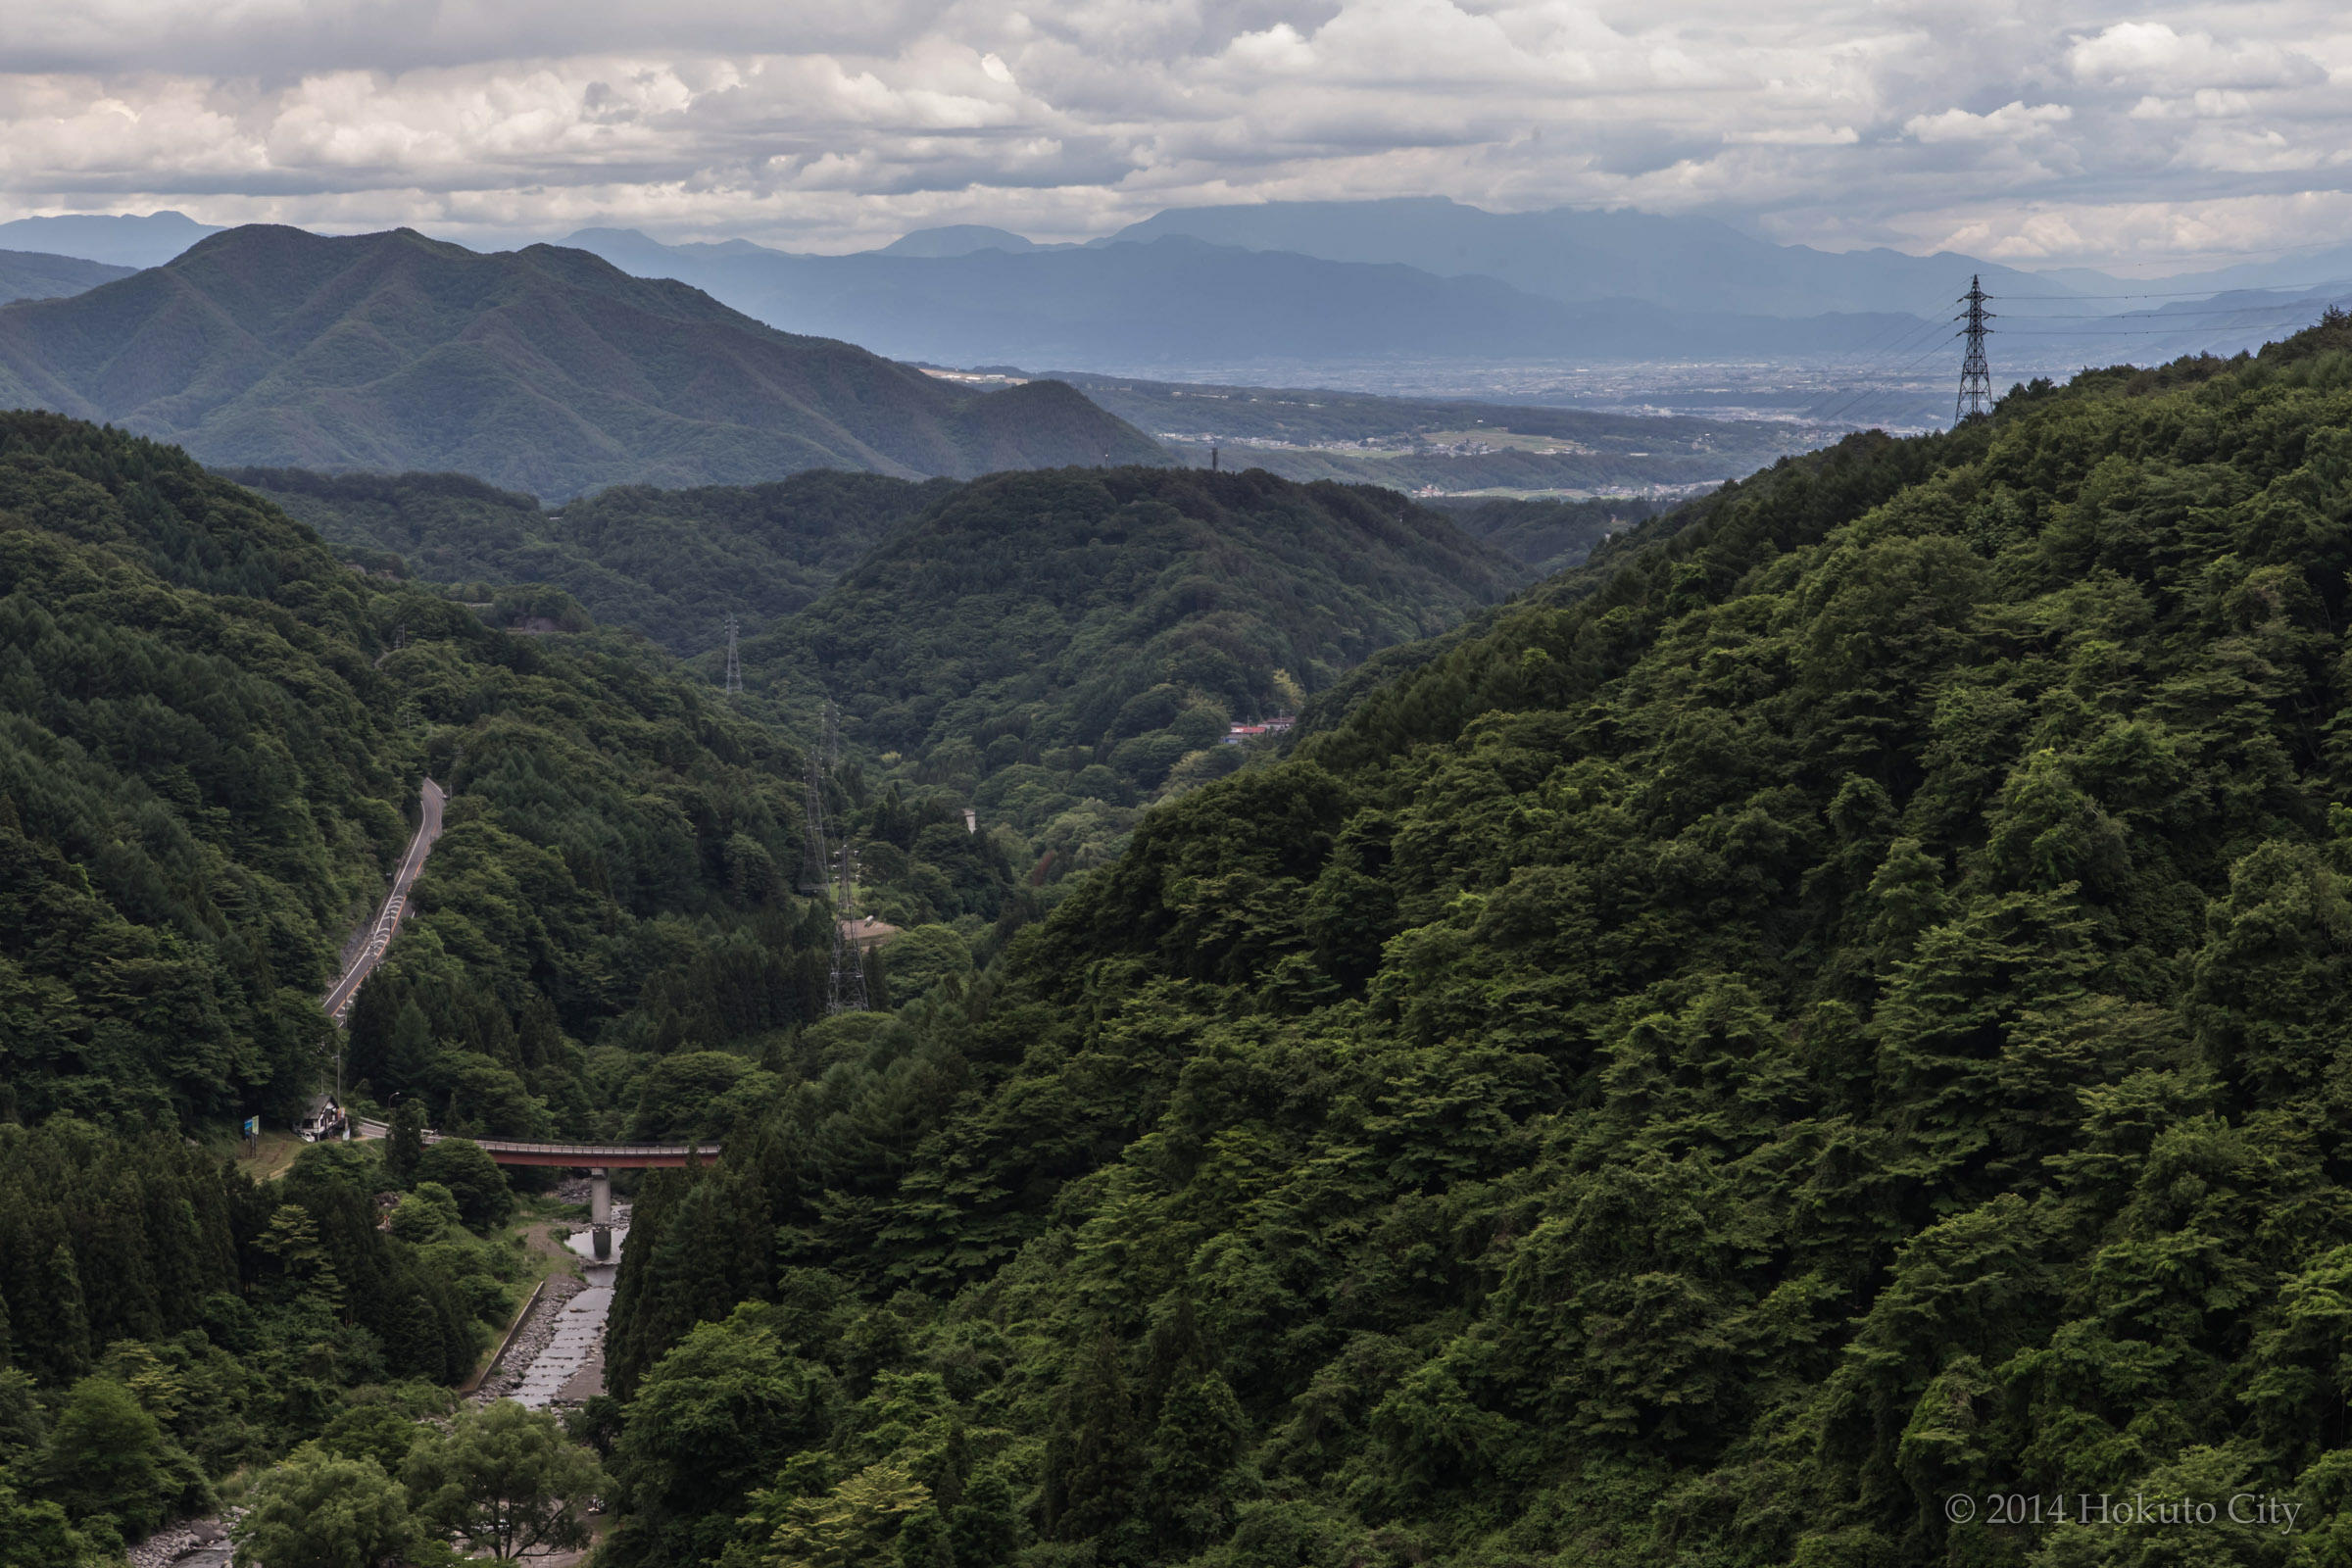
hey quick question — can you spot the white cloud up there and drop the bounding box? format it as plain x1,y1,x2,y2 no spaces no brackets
0,1,2348,270
1724,124,1860,146
2067,22,2324,92
1903,101,2073,144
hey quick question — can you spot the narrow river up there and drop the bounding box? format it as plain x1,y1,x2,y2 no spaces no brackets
504,1214,625,1409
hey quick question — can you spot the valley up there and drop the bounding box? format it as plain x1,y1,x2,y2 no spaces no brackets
10,180,2352,1568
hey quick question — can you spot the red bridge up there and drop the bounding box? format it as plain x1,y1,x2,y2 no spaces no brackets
356,1120,718,1169
457,1138,719,1169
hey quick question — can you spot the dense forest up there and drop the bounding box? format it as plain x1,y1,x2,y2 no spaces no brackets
578,314,2352,1568
732,467,1525,911
0,412,847,1132
246,461,1533,928
21,304,2352,1567
0,412,864,1557
1432,493,1665,576
236,467,955,657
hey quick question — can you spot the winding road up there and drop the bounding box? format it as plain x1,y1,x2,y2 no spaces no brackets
323,778,444,1023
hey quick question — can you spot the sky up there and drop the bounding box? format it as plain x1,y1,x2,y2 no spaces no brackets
3,1,2349,273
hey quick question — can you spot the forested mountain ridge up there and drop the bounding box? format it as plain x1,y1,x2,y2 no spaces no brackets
0,411,860,1132
0,225,1167,497
0,412,898,1555
589,316,2352,1568
229,466,955,655
733,466,1527,900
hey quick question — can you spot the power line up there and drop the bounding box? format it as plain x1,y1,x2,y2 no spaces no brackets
1810,324,1973,429
2002,279,2352,302
1794,313,1959,428
1999,301,2348,320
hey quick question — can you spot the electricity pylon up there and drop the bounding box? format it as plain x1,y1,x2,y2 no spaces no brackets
1955,276,1994,423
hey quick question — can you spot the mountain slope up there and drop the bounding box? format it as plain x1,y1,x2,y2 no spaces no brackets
234,465,953,655
0,410,847,1136
0,248,135,304
588,316,2352,1568
736,466,1526,876
0,226,1167,496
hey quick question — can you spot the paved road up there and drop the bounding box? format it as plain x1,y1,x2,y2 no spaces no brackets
323,778,444,1023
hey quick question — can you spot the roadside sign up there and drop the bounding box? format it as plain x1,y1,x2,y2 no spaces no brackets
243,1116,259,1137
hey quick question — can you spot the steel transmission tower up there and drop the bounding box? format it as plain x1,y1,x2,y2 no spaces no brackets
803,745,868,1014
1955,276,1994,423
802,752,830,895
723,613,742,696
831,840,869,1014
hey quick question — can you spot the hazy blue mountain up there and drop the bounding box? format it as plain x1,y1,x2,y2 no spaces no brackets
0,248,135,304
879,224,1053,257
0,210,222,268
1105,197,2083,318
2099,244,2352,297
563,226,1923,369
0,224,1168,497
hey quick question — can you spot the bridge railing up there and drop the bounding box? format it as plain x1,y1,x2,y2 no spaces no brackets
348,1121,720,1169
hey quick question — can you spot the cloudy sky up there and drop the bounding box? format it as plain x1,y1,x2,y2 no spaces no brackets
4,0,2349,272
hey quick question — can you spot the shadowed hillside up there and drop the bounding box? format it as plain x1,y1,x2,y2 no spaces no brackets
0,226,1168,496
233,465,954,654
0,249,135,305
737,466,1529,882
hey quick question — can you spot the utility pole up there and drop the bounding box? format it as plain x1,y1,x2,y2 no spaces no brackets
723,613,742,696
1955,275,1994,423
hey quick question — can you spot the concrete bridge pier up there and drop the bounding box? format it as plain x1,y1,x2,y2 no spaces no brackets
591,1167,612,1259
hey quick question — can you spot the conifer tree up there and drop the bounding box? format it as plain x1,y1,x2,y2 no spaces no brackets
386,1102,428,1189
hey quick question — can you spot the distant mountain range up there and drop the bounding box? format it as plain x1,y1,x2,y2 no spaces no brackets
0,225,1166,497
0,211,222,269
0,249,134,305
1100,199,2078,318
563,226,1923,370
10,200,2344,442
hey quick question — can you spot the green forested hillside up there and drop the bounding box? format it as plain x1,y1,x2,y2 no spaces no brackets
0,412,837,1131
589,317,2352,1568
0,225,1168,497
737,466,1526,909
232,461,1528,945
0,412,893,1554
1434,492,1664,575
232,466,953,655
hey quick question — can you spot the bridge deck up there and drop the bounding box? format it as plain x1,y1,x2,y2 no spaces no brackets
355,1120,720,1168
459,1138,719,1168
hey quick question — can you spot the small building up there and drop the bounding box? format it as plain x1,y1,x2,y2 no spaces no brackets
1222,715,1298,745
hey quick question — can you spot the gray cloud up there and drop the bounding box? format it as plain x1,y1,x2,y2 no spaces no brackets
2,0,2348,270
